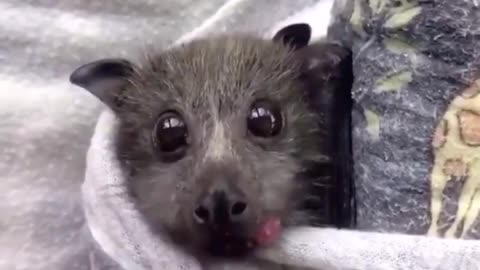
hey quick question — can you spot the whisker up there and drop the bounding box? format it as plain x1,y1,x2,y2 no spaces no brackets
302,195,325,202
310,180,334,188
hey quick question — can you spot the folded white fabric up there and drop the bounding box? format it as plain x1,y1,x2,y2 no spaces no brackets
83,109,480,270
258,227,480,270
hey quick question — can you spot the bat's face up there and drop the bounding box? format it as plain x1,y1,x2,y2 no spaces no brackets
69,23,351,258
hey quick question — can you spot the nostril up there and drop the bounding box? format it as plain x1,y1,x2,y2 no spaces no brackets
194,206,210,223
230,201,247,216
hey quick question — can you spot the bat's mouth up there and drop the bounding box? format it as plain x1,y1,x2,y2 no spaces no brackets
206,232,255,257
205,216,282,258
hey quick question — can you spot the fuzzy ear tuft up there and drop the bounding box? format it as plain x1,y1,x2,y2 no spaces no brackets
298,43,352,88
273,23,312,50
70,58,134,109
296,42,353,132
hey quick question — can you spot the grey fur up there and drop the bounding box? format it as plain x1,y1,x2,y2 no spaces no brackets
117,35,326,247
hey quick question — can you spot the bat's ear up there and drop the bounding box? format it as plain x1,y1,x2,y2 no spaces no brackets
272,23,311,50
69,58,135,110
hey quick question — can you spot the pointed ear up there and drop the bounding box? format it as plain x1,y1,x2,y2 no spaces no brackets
273,23,311,50
69,58,135,110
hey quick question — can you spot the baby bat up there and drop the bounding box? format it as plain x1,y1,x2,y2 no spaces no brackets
70,23,354,268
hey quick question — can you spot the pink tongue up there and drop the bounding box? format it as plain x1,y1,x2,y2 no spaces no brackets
255,216,282,247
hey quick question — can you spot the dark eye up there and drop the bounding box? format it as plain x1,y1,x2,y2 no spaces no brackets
247,100,283,137
153,110,188,162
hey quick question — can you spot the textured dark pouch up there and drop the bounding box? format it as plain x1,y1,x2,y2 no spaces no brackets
328,0,480,238
328,51,356,228
305,46,356,229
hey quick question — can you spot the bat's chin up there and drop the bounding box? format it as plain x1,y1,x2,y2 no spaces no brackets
197,215,283,258
205,234,256,258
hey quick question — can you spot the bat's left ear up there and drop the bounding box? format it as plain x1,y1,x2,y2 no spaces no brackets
272,23,311,50
273,23,352,95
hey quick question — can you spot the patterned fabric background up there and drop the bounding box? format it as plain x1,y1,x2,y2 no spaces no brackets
328,0,480,238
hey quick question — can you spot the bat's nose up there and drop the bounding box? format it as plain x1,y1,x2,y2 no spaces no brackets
193,182,249,226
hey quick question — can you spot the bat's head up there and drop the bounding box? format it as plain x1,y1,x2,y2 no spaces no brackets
70,23,351,258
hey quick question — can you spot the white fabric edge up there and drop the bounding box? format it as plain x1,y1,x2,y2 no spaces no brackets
257,227,480,270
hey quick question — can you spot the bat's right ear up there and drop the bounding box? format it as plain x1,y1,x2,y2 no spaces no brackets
70,58,135,110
